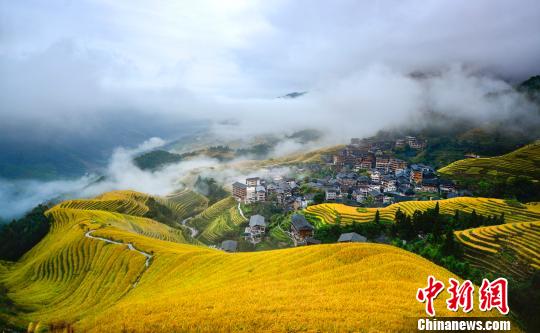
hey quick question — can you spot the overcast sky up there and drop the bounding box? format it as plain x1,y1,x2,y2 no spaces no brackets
1,0,540,218
1,0,539,138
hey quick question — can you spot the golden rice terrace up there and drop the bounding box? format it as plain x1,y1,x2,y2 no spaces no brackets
0,191,507,332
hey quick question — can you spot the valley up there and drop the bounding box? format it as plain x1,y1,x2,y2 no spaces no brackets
1,135,540,331
2,3,540,332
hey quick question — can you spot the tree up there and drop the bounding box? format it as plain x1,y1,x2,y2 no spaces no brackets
404,216,415,240
431,203,443,239
313,191,325,204
470,209,478,228
432,215,443,240
0,204,50,261
374,210,381,225
442,228,460,257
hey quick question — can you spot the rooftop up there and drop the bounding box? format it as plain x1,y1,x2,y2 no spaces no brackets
291,214,314,231
249,214,266,227
221,240,238,252
232,181,247,189
338,232,367,243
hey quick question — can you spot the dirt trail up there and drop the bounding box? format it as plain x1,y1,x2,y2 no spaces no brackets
181,217,198,237
84,230,152,287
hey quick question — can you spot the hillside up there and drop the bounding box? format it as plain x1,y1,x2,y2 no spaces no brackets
438,141,540,181
455,221,540,281
232,144,344,171
305,197,540,225
0,191,507,332
134,129,329,171
155,189,209,220
187,196,247,244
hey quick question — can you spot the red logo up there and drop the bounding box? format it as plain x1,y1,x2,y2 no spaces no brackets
416,276,445,316
479,278,509,315
446,278,474,313
417,276,509,315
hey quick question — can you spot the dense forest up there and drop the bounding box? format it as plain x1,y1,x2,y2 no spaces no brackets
0,204,51,261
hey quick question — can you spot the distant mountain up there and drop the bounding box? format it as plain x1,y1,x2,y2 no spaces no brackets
286,129,323,144
134,129,324,171
518,75,540,104
133,150,185,171
278,91,307,99
0,117,207,180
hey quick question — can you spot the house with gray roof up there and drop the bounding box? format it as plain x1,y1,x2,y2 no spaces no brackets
249,215,266,233
337,232,367,243
221,240,238,252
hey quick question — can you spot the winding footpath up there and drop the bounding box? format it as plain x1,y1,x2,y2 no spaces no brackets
84,230,153,287
180,217,199,238
237,202,247,220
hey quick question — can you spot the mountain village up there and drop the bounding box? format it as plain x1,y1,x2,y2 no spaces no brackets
223,136,468,250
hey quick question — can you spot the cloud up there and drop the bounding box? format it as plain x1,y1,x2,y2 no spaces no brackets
0,1,539,183
0,176,97,221
0,138,209,220
210,65,539,144
2,1,539,122
0,136,299,220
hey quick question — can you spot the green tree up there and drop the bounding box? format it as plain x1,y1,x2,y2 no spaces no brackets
374,210,381,225
313,191,325,204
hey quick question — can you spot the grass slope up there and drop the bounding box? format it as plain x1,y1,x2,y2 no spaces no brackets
305,197,540,226
455,221,540,281
438,141,540,180
1,196,507,331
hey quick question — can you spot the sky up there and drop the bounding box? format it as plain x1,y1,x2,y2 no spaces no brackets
1,0,539,133
1,1,540,218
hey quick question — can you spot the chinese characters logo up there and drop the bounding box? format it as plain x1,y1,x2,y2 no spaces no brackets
416,276,509,316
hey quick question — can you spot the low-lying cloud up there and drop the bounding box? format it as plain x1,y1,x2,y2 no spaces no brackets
0,138,212,220
211,65,539,144
0,136,306,220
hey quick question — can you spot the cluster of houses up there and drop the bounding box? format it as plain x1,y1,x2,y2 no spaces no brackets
317,164,459,206
233,176,310,211
221,135,467,252
320,139,458,206
394,135,427,150
232,136,460,210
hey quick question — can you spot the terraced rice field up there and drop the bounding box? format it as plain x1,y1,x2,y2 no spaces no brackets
0,191,507,331
58,190,151,216
455,221,540,280
438,141,540,180
304,197,540,226
188,197,237,231
186,197,247,244
155,189,209,219
198,206,247,243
